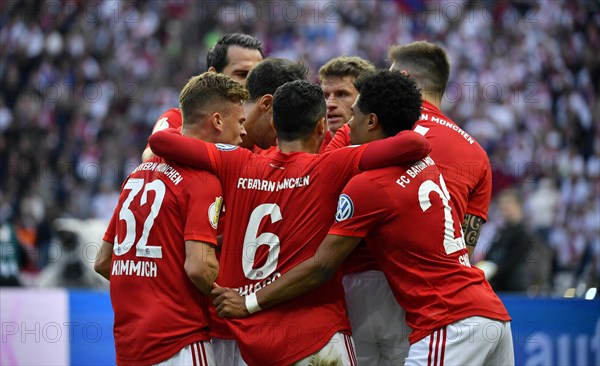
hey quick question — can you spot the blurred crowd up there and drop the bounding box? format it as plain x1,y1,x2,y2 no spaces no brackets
1,0,598,295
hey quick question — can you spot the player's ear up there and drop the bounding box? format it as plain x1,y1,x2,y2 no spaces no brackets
259,94,272,112
367,113,379,130
316,116,326,136
207,66,218,74
211,112,223,132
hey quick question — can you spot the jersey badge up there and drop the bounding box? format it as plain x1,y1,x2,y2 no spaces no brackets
208,196,224,229
335,194,354,222
215,143,238,151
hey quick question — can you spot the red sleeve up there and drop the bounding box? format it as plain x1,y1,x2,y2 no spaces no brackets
324,124,351,153
145,108,183,148
329,175,392,237
359,130,431,170
148,129,218,172
103,208,118,242
466,157,492,221
181,173,222,245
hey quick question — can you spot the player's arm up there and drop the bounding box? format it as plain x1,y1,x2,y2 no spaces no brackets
94,241,113,281
359,130,431,170
141,147,155,162
148,129,217,172
462,214,485,258
324,123,351,153
185,241,219,296
213,234,361,318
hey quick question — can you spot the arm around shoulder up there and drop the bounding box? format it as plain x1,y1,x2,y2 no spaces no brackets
359,130,431,170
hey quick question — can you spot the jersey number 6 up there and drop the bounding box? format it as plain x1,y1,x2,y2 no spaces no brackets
243,203,282,280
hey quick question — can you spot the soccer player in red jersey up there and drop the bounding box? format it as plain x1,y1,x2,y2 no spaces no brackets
240,58,309,154
214,70,514,366
210,57,309,365
389,41,492,259
321,57,410,366
142,34,264,161
148,80,430,366
94,72,248,366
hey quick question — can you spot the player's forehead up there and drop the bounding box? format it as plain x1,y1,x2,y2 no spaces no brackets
320,76,357,93
224,46,263,71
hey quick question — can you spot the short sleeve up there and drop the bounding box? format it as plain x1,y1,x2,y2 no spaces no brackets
466,158,492,221
329,174,393,238
151,108,182,134
180,173,223,245
103,208,118,242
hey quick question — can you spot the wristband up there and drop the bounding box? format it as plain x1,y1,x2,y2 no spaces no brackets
245,292,262,314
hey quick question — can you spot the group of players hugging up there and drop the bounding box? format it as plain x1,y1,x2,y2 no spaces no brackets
94,34,514,366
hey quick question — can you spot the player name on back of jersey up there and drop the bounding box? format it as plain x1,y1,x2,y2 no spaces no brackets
396,156,436,188
420,112,475,144
132,161,183,185
236,175,310,192
111,259,158,277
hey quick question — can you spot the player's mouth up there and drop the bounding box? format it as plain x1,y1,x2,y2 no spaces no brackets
327,115,344,125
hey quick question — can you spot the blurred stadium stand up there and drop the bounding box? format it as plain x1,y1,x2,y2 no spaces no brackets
0,0,598,297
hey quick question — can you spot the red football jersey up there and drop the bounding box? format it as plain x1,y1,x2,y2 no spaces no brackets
330,158,510,344
328,103,492,274
103,156,222,365
415,100,492,221
199,143,368,365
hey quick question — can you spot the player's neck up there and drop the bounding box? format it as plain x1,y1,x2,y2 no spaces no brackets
278,139,320,154
423,94,442,110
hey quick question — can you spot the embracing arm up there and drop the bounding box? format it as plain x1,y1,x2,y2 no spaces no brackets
359,130,431,170
212,235,362,317
148,129,215,171
462,213,485,259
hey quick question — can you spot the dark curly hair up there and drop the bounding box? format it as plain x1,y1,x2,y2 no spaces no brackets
273,80,326,141
354,70,422,137
246,58,309,102
206,33,264,72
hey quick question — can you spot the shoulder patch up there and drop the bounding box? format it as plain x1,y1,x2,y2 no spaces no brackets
208,196,223,229
335,194,354,222
152,117,170,133
215,143,238,151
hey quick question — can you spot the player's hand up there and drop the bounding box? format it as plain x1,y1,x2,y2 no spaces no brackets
212,283,250,318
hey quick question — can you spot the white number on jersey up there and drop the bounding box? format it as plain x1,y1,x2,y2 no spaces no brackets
418,174,466,255
114,178,165,258
242,204,282,280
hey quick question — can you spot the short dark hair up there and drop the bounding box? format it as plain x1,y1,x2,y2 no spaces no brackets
354,70,422,137
389,41,450,97
318,56,375,81
179,72,249,126
206,33,264,72
246,58,309,102
272,80,326,141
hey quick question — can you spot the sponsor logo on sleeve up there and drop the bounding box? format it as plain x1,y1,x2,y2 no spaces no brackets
152,117,170,133
215,143,238,151
335,194,354,222
208,196,224,229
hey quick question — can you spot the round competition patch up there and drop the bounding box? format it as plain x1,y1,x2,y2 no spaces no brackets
208,196,223,229
335,194,354,222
